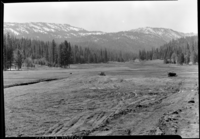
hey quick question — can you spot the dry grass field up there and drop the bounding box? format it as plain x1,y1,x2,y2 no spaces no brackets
3,60,199,137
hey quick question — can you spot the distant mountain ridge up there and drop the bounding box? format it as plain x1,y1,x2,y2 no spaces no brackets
4,22,196,53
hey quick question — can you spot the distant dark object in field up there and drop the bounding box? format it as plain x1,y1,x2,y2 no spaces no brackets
136,104,142,108
164,59,176,64
70,73,72,74
126,129,131,135
172,111,179,114
99,72,106,76
168,72,177,77
188,100,195,103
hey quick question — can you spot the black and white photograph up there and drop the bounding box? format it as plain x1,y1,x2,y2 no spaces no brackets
2,0,198,137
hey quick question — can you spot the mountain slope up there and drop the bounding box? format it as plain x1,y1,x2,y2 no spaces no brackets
3,22,196,53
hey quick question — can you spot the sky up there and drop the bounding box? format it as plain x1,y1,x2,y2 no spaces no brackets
4,0,197,33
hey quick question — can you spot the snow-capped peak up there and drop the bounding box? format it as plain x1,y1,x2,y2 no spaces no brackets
131,27,167,34
4,22,108,39
129,27,193,40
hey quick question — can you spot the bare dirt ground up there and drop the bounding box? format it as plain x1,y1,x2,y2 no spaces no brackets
3,60,199,137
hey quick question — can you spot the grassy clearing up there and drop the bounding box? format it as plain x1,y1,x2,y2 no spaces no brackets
3,60,198,137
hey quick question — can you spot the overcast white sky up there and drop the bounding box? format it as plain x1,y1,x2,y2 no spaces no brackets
4,0,197,33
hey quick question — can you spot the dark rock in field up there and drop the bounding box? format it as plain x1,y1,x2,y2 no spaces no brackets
172,111,179,114
126,129,131,135
188,100,195,103
136,104,142,108
178,109,182,112
168,72,177,77
99,72,106,76
104,128,110,131
149,92,157,95
70,73,72,74
172,118,178,121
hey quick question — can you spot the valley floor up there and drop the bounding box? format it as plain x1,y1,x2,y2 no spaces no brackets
3,60,199,137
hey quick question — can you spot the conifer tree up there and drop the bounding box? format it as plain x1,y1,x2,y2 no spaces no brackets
14,49,23,70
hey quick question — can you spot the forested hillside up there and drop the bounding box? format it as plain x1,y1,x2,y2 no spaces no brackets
3,33,136,70
138,36,198,65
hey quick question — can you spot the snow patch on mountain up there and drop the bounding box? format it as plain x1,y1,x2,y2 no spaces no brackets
43,27,55,32
16,27,29,34
32,28,47,34
168,31,180,38
144,27,156,34
29,23,41,30
37,23,44,26
70,33,77,36
58,24,69,32
78,32,105,36
93,32,105,35
5,28,19,35
131,27,157,34
156,30,164,36
68,26,82,31
46,23,58,29
131,27,169,36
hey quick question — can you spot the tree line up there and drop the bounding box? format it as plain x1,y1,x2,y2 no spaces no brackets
138,36,198,65
3,33,136,70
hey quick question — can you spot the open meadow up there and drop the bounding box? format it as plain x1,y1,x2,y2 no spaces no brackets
3,60,199,137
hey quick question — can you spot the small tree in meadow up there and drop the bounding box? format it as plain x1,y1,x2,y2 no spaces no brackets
14,49,23,70
25,57,34,69
177,53,184,65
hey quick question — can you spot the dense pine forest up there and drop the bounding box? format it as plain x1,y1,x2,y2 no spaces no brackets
138,36,198,65
3,33,198,71
3,33,136,70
